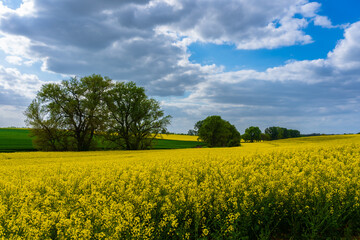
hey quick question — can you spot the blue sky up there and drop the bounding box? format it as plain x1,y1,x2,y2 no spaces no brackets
0,0,360,134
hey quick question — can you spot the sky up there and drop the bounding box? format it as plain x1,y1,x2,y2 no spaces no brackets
0,0,360,134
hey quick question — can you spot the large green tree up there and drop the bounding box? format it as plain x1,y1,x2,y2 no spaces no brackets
198,116,241,147
25,74,112,151
265,126,279,140
243,126,262,142
25,76,172,151
104,81,171,150
25,99,69,151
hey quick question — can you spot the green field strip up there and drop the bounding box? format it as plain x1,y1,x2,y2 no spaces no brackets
0,128,205,152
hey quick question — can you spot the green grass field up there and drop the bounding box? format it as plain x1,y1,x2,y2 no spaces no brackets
152,138,205,149
0,128,34,152
0,128,205,152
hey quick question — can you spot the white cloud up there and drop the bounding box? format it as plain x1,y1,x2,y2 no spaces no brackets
0,0,35,18
299,2,335,28
314,15,333,28
299,2,320,18
0,65,44,100
0,0,359,133
0,0,338,95
162,21,360,133
0,105,27,127
0,33,41,66
5,55,23,65
154,0,336,49
328,21,360,71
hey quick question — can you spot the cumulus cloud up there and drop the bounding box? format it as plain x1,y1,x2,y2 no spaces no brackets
314,16,333,28
0,0,207,95
0,0,358,132
0,64,46,127
5,56,23,65
0,0,337,97
163,21,360,133
0,65,44,103
158,0,334,49
328,22,360,71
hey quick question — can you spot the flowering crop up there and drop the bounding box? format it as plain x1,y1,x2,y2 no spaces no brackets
155,134,200,142
1,134,360,239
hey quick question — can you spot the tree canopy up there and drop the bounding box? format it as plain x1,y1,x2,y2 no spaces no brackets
198,116,241,147
25,75,111,151
264,126,301,140
243,126,262,142
104,81,171,150
25,75,171,151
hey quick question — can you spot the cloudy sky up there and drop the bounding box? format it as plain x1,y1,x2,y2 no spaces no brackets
0,0,360,134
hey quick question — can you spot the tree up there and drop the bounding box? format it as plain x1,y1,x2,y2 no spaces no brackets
194,120,204,134
104,81,171,150
288,129,301,138
264,126,300,140
227,123,242,147
25,99,70,151
198,116,240,147
244,126,262,142
242,132,251,142
25,74,111,151
265,126,279,140
261,133,271,141
187,129,196,136
278,127,288,139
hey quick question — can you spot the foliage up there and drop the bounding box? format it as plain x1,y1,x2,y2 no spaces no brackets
265,126,300,140
0,129,204,152
153,139,206,149
243,126,262,142
288,129,301,138
264,126,279,140
187,129,197,136
25,75,171,151
261,133,271,141
198,116,241,147
25,74,112,151
194,120,204,134
104,81,171,150
1,135,360,239
188,120,204,136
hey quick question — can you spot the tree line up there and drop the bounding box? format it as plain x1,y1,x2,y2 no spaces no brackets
25,74,301,151
189,119,301,145
25,74,171,151
242,126,300,142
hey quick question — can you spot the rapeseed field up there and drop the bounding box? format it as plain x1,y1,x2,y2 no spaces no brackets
1,134,360,239
155,134,200,142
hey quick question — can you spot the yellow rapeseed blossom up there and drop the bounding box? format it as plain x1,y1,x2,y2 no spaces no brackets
155,134,200,142
0,134,360,238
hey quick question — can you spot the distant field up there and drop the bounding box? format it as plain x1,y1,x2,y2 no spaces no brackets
0,128,204,152
153,138,205,149
155,134,199,141
0,128,34,152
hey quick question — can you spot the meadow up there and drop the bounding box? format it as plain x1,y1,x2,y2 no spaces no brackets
0,129,205,152
1,134,360,239
0,128,34,152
